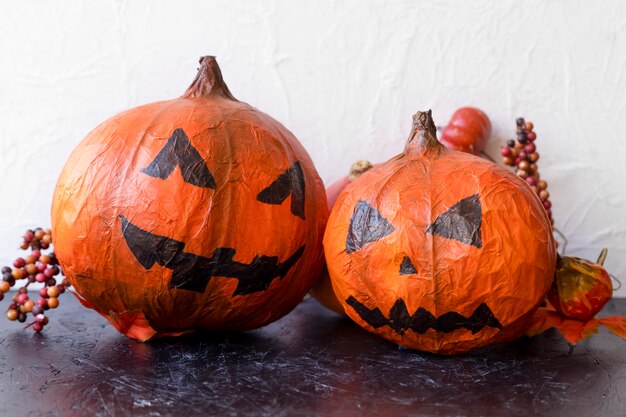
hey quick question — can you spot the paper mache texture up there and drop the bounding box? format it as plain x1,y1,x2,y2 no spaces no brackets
324,110,557,355
51,57,328,341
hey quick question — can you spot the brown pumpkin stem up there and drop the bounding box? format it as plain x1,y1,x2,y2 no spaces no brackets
597,248,608,266
405,110,443,152
183,56,237,100
348,160,374,181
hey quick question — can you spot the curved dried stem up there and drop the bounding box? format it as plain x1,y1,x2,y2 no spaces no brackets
610,274,622,291
553,227,568,255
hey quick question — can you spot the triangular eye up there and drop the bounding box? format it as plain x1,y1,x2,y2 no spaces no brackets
257,161,306,219
346,201,395,253
399,256,417,274
426,194,482,248
141,128,216,188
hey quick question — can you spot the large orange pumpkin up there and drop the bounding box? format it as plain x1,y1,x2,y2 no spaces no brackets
324,110,556,354
51,56,328,341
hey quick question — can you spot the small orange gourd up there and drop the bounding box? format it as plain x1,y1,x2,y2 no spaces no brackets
440,107,491,155
548,249,613,321
310,160,375,315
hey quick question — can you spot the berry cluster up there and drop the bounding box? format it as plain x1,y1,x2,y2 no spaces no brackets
500,118,553,225
1,228,69,332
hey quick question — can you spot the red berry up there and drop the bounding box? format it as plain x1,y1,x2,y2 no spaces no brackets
17,287,28,294
33,322,44,332
524,143,536,153
514,156,522,165
24,230,35,241
500,147,512,157
46,278,57,287
37,298,48,308
17,294,29,304
518,151,528,160
36,273,46,283
527,131,536,141
40,242,49,250
39,288,49,298
36,262,46,272
51,266,60,276
13,258,25,268
31,249,41,259
543,200,552,209
35,313,46,324
44,268,54,279
31,305,43,315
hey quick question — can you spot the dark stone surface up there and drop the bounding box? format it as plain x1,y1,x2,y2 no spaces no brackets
0,296,625,417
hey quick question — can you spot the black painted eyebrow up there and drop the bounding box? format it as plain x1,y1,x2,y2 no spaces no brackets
141,128,216,189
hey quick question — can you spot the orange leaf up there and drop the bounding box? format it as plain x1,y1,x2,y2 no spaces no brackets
559,319,600,344
526,307,564,337
598,316,626,339
526,307,601,344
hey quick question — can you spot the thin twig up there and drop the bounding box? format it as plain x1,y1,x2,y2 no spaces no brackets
553,227,568,255
610,274,622,291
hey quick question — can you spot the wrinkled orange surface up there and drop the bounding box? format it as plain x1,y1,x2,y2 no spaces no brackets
324,117,556,354
52,93,328,341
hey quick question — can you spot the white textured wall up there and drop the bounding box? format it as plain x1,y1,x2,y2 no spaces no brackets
0,1,625,295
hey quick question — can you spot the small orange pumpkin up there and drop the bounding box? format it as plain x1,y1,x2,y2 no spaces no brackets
440,107,491,155
52,56,328,341
310,160,374,315
324,110,556,354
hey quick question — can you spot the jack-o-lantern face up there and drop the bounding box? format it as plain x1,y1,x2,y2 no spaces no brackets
52,57,328,341
324,111,556,355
